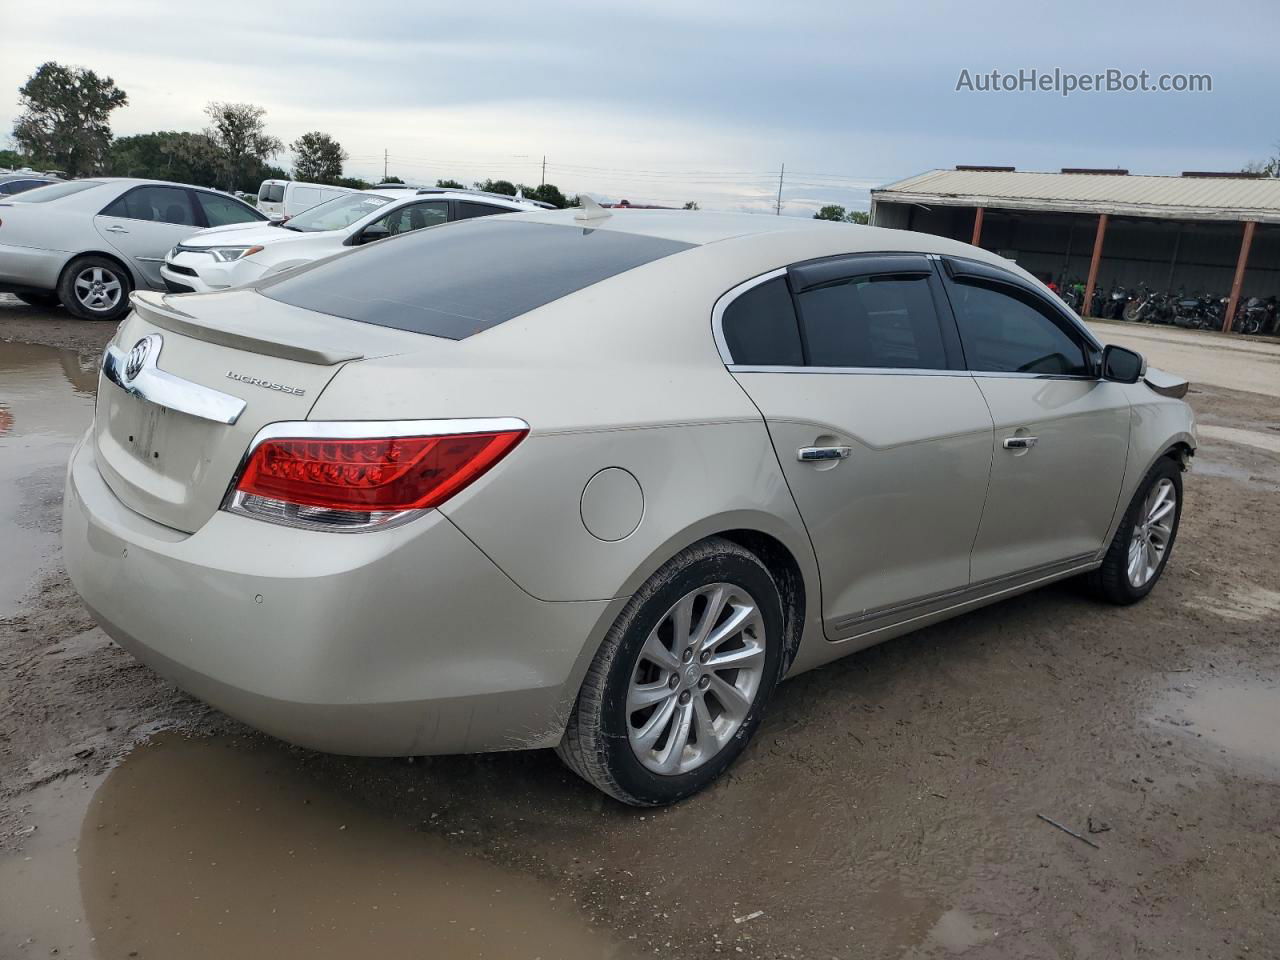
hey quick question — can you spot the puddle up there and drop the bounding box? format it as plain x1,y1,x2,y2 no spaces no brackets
0,734,628,959
0,340,97,615
903,908,995,957
1191,456,1280,491
1154,680,1280,779
1196,424,1280,455
1190,583,1280,622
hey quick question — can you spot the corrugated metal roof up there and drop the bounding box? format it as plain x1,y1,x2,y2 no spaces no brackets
871,169,1280,222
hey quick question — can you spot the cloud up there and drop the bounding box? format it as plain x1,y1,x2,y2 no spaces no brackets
2,0,1273,211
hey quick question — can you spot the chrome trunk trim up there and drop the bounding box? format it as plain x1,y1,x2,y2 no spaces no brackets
102,335,247,425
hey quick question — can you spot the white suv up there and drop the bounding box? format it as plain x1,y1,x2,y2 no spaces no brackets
160,188,545,293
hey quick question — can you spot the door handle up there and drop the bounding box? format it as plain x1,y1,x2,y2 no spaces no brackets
1003,436,1039,450
797,445,851,462
104,225,128,234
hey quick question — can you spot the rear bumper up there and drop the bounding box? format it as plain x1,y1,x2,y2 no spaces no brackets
62,433,618,756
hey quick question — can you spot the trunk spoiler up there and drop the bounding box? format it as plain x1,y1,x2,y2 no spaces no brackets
130,291,363,366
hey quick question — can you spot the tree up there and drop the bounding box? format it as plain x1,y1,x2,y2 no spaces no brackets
524,183,568,208
1244,145,1280,177
291,131,347,183
12,62,127,177
109,131,223,185
380,175,405,184
204,102,283,193
473,178,517,196
329,175,371,189
813,204,870,224
0,148,30,170
683,201,700,210
434,178,463,188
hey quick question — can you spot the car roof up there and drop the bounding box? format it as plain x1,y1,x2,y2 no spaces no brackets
500,207,1040,274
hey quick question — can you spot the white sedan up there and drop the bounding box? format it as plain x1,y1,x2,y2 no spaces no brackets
160,187,545,293
66,206,1195,806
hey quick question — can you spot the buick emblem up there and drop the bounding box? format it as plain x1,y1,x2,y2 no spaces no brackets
124,336,156,381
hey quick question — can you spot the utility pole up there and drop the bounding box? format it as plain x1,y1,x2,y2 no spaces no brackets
541,155,546,187
775,163,785,216
383,149,388,182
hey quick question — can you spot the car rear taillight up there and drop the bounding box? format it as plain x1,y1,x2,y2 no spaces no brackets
224,420,527,531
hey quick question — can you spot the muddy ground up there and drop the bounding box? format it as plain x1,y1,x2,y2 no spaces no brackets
1,293,1277,959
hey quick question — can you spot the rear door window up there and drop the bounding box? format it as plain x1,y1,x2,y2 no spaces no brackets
795,273,950,370
261,220,695,339
101,185,198,226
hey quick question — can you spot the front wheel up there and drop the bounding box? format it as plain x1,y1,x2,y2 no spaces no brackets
557,538,785,806
57,256,133,321
1088,457,1183,604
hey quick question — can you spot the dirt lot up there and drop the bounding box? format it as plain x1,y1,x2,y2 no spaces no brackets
2,293,1277,959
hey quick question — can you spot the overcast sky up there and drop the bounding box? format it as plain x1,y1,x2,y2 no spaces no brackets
3,0,1277,214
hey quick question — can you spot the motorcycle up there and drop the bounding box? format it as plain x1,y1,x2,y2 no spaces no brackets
1103,283,1128,319
1127,285,1173,324
1169,292,1216,330
1233,295,1277,335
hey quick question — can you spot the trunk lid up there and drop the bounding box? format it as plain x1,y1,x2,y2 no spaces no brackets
93,290,428,533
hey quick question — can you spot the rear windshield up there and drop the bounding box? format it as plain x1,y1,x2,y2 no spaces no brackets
9,180,104,203
259,182,285,203
260,220,696,339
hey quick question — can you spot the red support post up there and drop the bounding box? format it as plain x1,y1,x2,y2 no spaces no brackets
1083,213,1109,318
970,206,985,246
1223,220,1256,333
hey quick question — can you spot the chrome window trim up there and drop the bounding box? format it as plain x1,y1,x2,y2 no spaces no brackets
711,266,789,366
728,364,971,378
102,335,247,425
713,255,1105,378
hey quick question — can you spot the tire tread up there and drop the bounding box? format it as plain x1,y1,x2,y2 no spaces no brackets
556,537,776,805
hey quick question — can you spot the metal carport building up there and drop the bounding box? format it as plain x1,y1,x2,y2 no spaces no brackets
870,167,1280,331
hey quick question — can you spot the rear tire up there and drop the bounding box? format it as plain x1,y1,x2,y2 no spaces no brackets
557,537,785,806
14,291,60,308
58,256,133,321
1088,457,1182,605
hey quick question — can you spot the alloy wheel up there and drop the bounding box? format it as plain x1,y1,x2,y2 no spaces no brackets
626,582,766,775
1127,478,1176,587
74,266,123,313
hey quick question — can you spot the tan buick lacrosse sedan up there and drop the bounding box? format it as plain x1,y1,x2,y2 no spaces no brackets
63,204,1195,805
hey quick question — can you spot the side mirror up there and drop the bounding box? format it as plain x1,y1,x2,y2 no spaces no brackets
358,223,390,244
1102,344,1144,383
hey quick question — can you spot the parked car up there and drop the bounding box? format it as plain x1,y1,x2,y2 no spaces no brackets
63,208,1196,806
0,178,265,320
255,179,355,218
160,187,542,293
0,172,62,196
